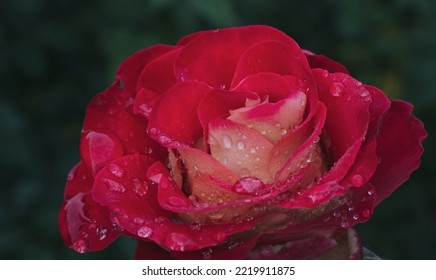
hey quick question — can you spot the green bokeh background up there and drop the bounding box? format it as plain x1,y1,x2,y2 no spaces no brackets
1,0,435,259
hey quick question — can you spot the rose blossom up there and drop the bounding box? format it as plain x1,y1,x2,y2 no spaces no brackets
59,25,426,259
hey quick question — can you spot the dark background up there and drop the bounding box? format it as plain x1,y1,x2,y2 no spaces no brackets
1,0,435,259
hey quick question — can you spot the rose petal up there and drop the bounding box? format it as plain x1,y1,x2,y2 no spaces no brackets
313,70,372,185
197,89,258,148
63,162,93,199
173,235,260,260
232,73,302,102
136,48,181,94
134,241,173,260
174,25,310,89
304,51,350,74
248,235,337,260
80,130,124,175
116,44,177,97
365,85,391,138
147,81,212,148
81,83,166,174
58,192,121,253
231,40,311,88
208,118,275,182
370,100,427,204
270,102,326,181
227,91,307,144
92,154,168,221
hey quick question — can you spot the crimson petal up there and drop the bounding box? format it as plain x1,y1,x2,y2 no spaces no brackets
58,192,121,253
174,25,310,90
231,40,311,89
116,44,177,97
147,81,212,148
370,100,427,204
304,51,350,74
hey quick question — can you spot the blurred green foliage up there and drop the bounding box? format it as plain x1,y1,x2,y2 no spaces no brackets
1,0,435,259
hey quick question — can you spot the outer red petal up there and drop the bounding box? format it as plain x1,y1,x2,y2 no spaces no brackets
313,70,371,185
304,51,350,74
92,154,168,222
370,100,427,204
136,48,181,94
231,40,311,89
134,241,173,260
115,44,177,97
58,192,121,253
172,235,260,260
147,81,212,148
81,83,166,175
174,25,310,90
63,162,93,199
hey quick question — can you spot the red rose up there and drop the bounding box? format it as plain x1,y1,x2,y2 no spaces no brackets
59,25,426,259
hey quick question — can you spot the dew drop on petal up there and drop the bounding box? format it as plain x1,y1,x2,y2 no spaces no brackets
353,214,359,220
208,210,225,221
104,179,126,193
340,220,350,228
169,232,193,251
329,82,345,97
73,240,88,253
133,217,145,225
222,135,232,148
137,226,153,238
132,178,148,197
107,163,125,178
367,189,374,196
239,168,251,177
96,226,108,241
168,196,187,207
280,128,288,136
234,177,264,194
351,174,364,187
236,140,245,150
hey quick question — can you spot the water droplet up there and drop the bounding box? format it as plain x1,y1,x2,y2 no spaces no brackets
340,220,350,228
168,196,187,207
222,135,232,148
329,82,345,97
353,214,359,220
96,226,107,240
260,130,267,135
73,240,88,253
367,189,374,196
236,140,245,150
238,168,250,177
255,156,261,161
137,226,153,238
249,147,257,154
107,163,124,178
351,174,364,187
104,179,126,193
234,177,263,194
133,217,145,225
280,128,288,135
348,206,355,212
208,210,225,220
132,178,148,197
169,232,193,251
361,209,371,219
